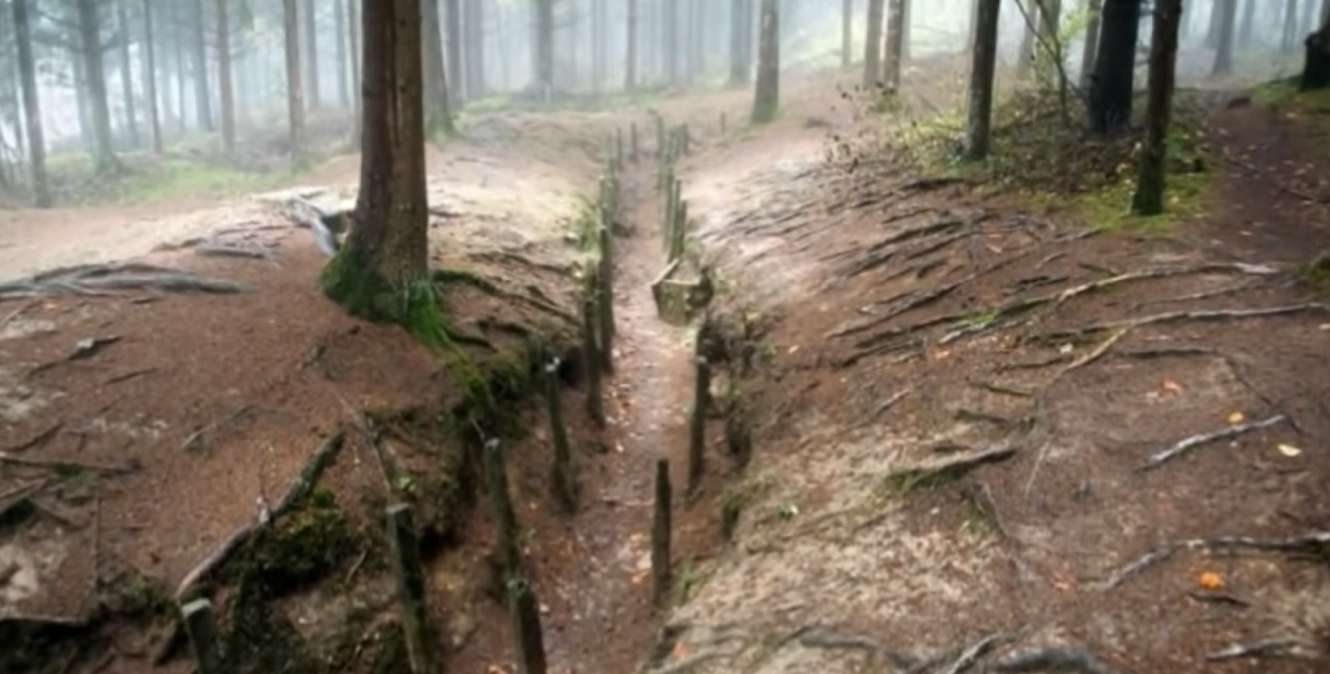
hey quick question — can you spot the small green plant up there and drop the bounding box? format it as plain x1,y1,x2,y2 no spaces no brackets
675,558,697,604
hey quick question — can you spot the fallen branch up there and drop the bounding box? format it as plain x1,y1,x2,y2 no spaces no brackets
1140,415,1286,471
0,452,136,475
940,630,1014,674
1049,326,1132,383
886,444,1017,489
989,647,1125,674
104,367,157,386
2,422,63,454
873,388,912,416
1205,639,1304,661
1096,532,1330,591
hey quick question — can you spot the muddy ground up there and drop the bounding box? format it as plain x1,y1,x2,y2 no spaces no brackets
1,51,1329,674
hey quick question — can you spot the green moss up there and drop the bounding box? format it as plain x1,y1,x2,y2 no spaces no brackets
321,253,453,353
1301,251,1330,294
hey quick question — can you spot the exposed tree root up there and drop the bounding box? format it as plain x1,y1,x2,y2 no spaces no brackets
836,217,967,279
795,627,925,670
1038,304,1328,345
0,262,250,300
940,630,1015,674
1206,639,1310,661
0,452,137,475
0,298,39,328
193,243,278,261
433,269,576,325
1095,531,1330,591
989,647,1125,674
885,444,1018,491
466,250,571,276
1,421,63,454
1140,414,1287,471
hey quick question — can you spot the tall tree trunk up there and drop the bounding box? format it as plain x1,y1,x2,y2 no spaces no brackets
863,0,885,87
666,0,679,84
536,0,554,96
964,0,1000,159
216,0,234,154
422,0,455,136
1207,0,1224,46
12,0,50,207
192,0,213,131
1213,0,1237,75
1302,0,1319,35
884,0,904,90
77,0,120,172
335,0,350,107
303,0,321,110
117,0,139,148
324,0,430,323
349,0,362,142
1238,0,1256,46
73,49,93,147
842,0,853,67
1302,11,1330,89
626,0,639,89
691,0,705,82
591,0,604,92
901,0,911,59
173,28,185,132
1018,3,1038,77
1089,0,1141,134
1133,0,1182,215
141,0,162,153
1081,0,1104,89
1282,0,1300,50
284,0,305,159
466,0,486,98
751,0,779,123
444,0,463,102
730,0,748,85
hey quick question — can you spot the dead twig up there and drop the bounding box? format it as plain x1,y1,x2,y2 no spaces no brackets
1049,326,1132,383
1141,414,1286,470
873,388,912,416
2,422,63,454
181,404,255,453
886,444,1017,489
103,368,157,386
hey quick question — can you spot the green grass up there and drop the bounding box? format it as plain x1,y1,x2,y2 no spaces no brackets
118,159,289,204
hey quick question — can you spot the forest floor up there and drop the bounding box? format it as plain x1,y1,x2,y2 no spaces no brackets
1,51,1329,674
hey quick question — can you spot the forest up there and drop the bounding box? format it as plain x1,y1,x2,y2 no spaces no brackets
1,1,1329,674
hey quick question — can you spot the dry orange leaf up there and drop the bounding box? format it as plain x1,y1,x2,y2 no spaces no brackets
1199,572,1223,590
933,349,952,361
1161,380,1183,395
1227,411,1246,425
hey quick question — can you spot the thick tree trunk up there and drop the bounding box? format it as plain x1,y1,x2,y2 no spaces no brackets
1207,0,1224,47
1089,0,1141,135
12,0,50,207
1212,0,1237,76
884,0,904,90
964,0,1000,160
216,0,235,154
1080,0,1103,89
750,0,779,123
863,0,885,87
1302,20,1330,89
77,0,120,172
445,0,463,102
141,0,162,153
626,0,639,89
842,0,853,67
335,0,349,107
1133,0,1181,215
324,0,431,323
901,0,912,59
422,0,455,136
303,0,321,109
283,0,305,158
117,0,139,148
192,0,213,131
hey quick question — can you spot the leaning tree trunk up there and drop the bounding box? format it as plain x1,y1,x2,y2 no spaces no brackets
216,0,235,155
626,0,639,89
863,0,885,87
1133,0,1182,216
422,0,455,136
750,0,779,123
1302,17,1330,89
77,0,120,173
12,0,50,207
323,0,431,324
303,0,321,109
117,0,139,148
964,0,1000,160
283,0,305,159
1088,0,1141,135
192,0,213,131
1212,0,1237,76
884,0,904,90
1080,0,1103,90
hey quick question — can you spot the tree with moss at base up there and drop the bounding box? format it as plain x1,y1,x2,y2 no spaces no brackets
751,0,779,124
322,0,433,334
1302,13,1330,89
1132,0,1181,216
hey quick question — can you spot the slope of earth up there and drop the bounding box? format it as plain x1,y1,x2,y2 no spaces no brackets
642,82,1330,673
0,113,616,673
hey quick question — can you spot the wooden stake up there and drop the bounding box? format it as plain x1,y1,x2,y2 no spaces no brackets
662,169,677,251
630,122,639,162
483,438,548,674
582,295,605,428
598,223,616,367
507,576,549,674
655,113,665,158
651,459,672,607
688,334,711,495
386,503,432,674
483,439,522,583
180,598,220,674
671,199,689,263
544,358,577,514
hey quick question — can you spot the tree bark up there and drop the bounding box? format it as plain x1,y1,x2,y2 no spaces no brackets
884,0,904,90
216,0,235,155
1089,0,1141,135
283,0,305,159
1212,0,1237,76
536,0,554,96
1080,0,1103,90
730,0,748,85
12,0,50,207
863,0,885,87
140,0,162,154
466,0,486,98
192,0,213,131
77,0,120,173
842,0,853,67
117,0,139,148
303,0,321,109
335,0,349,107
1301,17,1330,89
1133,0,1182,215
964,0,1000,160
1237,0,1255,46
445,0,463,102
323,0,430,319
626,0,639,89
422,0,455,136
349,0,362,143
1282,0,1300,51
751,0,779,123
1018,3,1038,77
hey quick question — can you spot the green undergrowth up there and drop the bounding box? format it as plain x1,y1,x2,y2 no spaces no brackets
1253,78,1330,138
895,88,1214,233
462,85,668,116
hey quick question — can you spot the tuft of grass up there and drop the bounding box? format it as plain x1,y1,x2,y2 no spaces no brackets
119,159,289,204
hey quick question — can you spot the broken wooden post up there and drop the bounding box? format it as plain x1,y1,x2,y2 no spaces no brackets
630,122,639,162
598,221,616,357
582,293,605,428
386,503,433,674
651,459,672,607
662,170,677,252
180,598,220,674
688,328,711,495
508,576,549,674
670,199,689,263
655,113,665,158
483,439,548,674
650,259,681,318
484,438,522,580
544,358,577,513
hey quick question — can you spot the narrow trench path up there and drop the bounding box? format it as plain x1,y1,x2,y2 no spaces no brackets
548,155,698,672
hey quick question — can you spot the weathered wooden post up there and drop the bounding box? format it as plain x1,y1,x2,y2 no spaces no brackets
386,503,432,674
483,439,548,674
651,459,672,607
544,358,577,513
508,576,548,674
655,113,665,157
630,122,640,162
662,169,677,251
671,200,689,263
598,221,616,364
180,598,220,674
581,293,605,428
688,326,711,495
484,438,522,579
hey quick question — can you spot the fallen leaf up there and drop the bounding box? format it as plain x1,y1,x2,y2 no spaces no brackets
1161,380,1183,394
933,349,951,361
787,345,799,354
1278,443,1303,457
1199,572,1223,590
1319,323,1330,331
1227,411,1246,425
